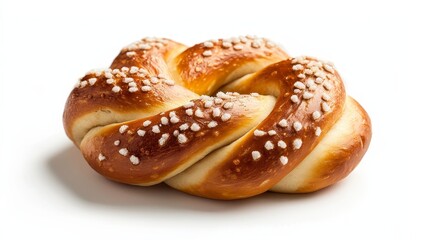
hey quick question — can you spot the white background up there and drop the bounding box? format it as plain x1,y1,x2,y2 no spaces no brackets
1,0,428,239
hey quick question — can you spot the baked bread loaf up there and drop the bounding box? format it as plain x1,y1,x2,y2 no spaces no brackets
63,36,371,200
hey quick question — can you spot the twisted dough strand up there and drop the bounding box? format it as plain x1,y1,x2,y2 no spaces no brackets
64,36,371,200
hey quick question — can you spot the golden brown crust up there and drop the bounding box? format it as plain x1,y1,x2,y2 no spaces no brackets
269,96,371,193
297,97,371,192
63,38,197,145
80,95,276,185
166,57,346,199
112,38,187,72
63,36,372,200
173,37,289,94
63,73,197,145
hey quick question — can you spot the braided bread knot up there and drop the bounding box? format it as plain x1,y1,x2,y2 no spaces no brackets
64,36,371,200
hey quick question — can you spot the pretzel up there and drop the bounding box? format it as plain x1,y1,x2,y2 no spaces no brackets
63,36,371,200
